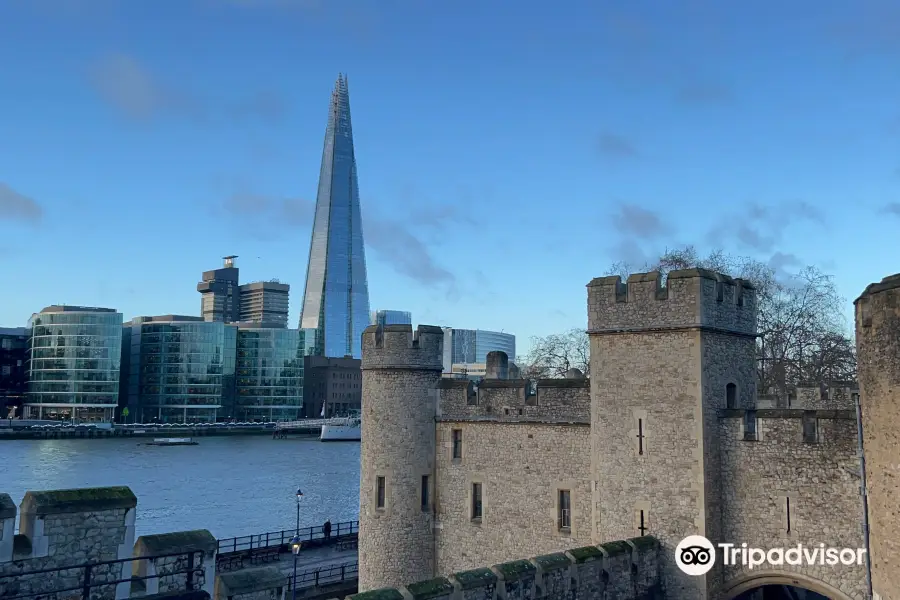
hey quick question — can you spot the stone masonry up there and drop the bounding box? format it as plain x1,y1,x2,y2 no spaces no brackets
357,267,894,600
358,324,445,591
0,486,218,600
856,274,900,600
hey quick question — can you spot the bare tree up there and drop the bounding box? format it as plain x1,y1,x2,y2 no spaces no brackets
607,246,855,395
518,328,590,379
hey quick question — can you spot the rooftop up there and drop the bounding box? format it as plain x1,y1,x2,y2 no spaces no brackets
39,305,118,314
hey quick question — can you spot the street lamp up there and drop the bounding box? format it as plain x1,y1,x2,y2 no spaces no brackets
295,488,303,535
290,534,303,600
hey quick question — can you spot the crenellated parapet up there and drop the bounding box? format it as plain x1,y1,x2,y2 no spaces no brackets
346,536,659,600
437,377,590,423
587,268,756,336
361,324,444,371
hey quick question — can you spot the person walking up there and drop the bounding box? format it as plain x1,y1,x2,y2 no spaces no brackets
323,519,332,541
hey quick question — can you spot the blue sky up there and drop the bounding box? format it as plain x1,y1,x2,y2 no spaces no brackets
1,0,899,355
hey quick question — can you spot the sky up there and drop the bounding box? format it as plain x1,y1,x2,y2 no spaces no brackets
1,0,900,356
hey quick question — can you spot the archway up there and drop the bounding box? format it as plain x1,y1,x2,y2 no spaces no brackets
720,571,855,600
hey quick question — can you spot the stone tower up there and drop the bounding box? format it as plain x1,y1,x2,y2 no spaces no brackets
358,324,443,591
855,274,900,600
587,269,756,600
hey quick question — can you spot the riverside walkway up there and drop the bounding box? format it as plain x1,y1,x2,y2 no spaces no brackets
216,520,359,594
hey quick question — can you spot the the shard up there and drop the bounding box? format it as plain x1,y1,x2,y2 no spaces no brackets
299,74,371,359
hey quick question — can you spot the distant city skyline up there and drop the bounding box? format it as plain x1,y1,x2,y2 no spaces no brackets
299,75,371,359
2,2,898,355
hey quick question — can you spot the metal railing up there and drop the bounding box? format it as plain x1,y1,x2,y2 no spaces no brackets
0,550,203,600
216,520,359,554
288,561,359,591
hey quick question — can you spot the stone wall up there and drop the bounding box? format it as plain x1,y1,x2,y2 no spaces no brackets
855,273,900,600
433,420,592,574
791,383,858,410
0,486,138,600
718,410,866,599
438,379,590,423
346,536,659,600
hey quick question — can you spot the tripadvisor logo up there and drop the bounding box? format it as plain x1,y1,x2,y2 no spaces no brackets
675,536,716,576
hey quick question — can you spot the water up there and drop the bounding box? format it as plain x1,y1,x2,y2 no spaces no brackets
0,436,360,539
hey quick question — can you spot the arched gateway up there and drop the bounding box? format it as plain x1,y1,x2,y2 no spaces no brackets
720,570,855,600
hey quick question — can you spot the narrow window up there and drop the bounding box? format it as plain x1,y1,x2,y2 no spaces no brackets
451,429,462,460
376,476,385,509
744,411,757,441
802,412,817,443
716,282,724,302
785,497,792,533
471,483,482,520
638,510,648,535
558,490,571,530
421,475,429,511
726,383,737,409
637,419,645,455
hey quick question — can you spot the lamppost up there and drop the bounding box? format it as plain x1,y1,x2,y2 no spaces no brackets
295,488,303,534
290,534,303,600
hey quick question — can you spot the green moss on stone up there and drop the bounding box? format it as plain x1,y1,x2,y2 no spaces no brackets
406,577,454,599
452,567,497,590
533,553,571,571
495,559,536,581
600,540,632,557
21,486,137,515
136,530,217,554
568,545,603,563
347,588,404,600
627,536,659,551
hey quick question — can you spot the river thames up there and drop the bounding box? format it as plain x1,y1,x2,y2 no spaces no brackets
0,435,360,539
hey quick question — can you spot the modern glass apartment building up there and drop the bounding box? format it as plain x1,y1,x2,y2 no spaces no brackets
441,328,516,372
371,310,412,326
124,315,235,423
25,306,123,422
299,74,371,359
235,324,304,421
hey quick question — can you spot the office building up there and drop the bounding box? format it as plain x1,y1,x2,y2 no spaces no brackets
197,255,241,323
124,315,235,423
303,355,361,418
441,328,516,373
25,306,123,422
239,281,290,328
371,310,412,326
0,327,28,418
234,323,304,421
299,74,371,359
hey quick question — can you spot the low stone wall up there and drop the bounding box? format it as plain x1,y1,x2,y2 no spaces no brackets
347,536,659,600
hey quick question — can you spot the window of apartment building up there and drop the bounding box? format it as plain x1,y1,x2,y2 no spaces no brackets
471,482,482,521
558,490,571,530
376,476,386,509
451,429,463,460
421,475,429,511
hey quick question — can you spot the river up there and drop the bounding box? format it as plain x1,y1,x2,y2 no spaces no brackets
0,436,360,539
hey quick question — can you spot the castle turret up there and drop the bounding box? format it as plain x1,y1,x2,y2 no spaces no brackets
855,274,900,600
485,350,509,379
358,324,443,591
587,269,756,600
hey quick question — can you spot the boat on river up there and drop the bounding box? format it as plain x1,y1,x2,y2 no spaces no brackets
320,412,360,442
144,437,198,446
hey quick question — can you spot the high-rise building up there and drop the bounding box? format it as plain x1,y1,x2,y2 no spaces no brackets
25,306,123,422
299,74,371,359
197,256,241,323
239,281,290,328
123,315,236,423
302,355,361,418
441,328,516,373
371,310,412,326
0,327,28,417
235,323,304,421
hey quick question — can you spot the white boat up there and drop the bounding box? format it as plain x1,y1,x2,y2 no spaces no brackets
320,412,361,442
145,437,198,446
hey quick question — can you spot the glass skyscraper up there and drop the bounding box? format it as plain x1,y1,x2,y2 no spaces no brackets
235,325,304,421
299,74,371,359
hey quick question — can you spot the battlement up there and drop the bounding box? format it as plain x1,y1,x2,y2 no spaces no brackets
349,536,659,600
720,408,857,447
587,268,756,336
437,376,590,423
855,272,900,328
361,324,444,371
